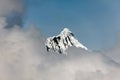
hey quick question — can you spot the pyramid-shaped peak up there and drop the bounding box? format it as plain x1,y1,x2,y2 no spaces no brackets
45,28,88,54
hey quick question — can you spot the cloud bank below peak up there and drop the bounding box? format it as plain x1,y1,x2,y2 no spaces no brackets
0,24,120,80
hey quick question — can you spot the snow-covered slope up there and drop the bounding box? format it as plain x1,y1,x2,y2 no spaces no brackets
45,28,88,54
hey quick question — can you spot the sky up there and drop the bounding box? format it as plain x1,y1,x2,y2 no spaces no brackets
25,0,120,50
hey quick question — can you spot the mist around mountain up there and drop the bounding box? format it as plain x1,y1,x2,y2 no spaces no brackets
0,23,120,80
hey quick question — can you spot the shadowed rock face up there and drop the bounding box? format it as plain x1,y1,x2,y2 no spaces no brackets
45,28,88,54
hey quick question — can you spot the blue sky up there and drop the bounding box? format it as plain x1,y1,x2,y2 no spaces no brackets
24,0,120,50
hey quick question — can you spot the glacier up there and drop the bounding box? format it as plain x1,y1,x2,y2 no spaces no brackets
45,28,88,54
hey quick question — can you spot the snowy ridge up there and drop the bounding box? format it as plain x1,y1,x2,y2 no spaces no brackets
45,28,88,54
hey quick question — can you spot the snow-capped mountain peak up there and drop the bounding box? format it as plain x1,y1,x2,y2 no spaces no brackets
45,28,88,54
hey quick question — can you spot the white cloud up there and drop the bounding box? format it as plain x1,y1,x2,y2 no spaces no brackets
0,0,24,16
0,17,7,29
0,24,119,80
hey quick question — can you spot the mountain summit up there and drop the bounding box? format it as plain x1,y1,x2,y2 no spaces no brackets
45,28,88,54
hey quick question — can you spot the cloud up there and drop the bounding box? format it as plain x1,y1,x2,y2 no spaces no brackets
0,17,7,29
0,0,24,28
105,34,120,63
0,23,120,80
0,0,23,16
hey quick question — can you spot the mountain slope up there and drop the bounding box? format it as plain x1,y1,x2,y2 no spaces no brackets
45,28,88,54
